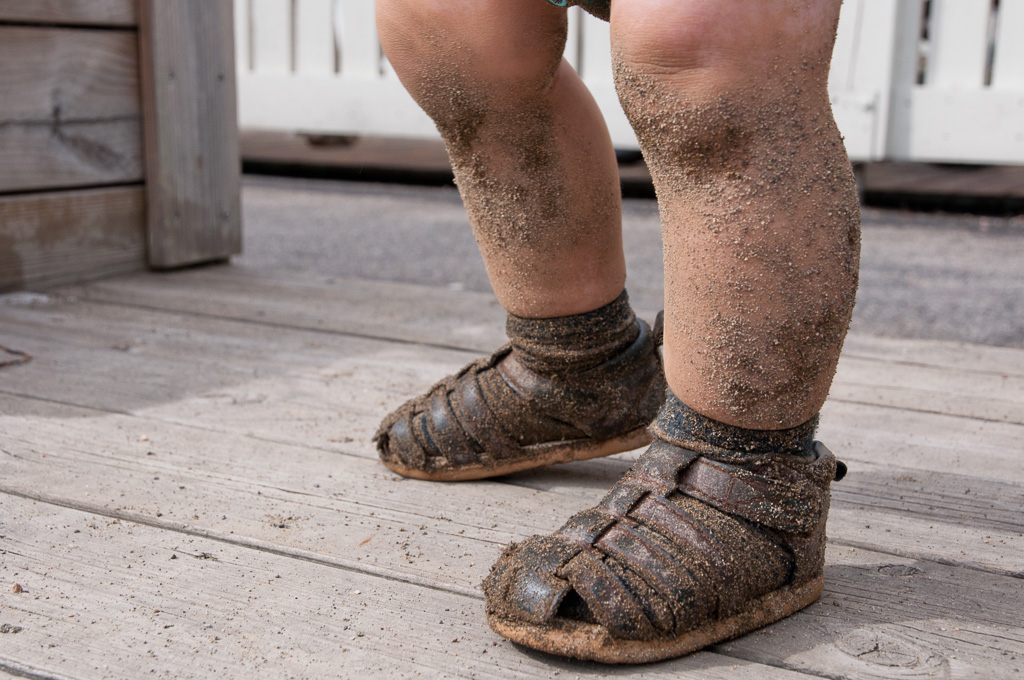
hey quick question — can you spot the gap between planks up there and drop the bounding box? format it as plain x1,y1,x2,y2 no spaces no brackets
1,388,1021,583
2,458,1022,679
0,494,820,680
2,279,1022,676
0,293,1022,578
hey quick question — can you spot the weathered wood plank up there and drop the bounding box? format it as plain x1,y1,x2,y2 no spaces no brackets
2,425,1021,678
716,547,1024,679
0,27,140,124
76,265,1024,379
0,119,142,193
841,332,1024,378
78,265,510,351
831,356,1024,424
1,496,805,679
1,294,1022,485
66,267,1024,429
1,390,1020,581
0,0,136,27
0,186,145,292
138,0,241,268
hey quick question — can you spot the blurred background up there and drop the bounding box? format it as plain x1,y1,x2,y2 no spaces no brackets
235,0,1024,347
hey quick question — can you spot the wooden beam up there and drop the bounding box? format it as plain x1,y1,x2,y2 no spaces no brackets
138,0,241,269
0,0,136,27
0,187,145,292
0,27,140,124
0,119,143,193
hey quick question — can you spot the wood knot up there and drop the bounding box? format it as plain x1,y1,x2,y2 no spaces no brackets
877,564,923,577
836,628,948,673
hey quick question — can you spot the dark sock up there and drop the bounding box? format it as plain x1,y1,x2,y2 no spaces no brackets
506,290,640,375
651,391,818,459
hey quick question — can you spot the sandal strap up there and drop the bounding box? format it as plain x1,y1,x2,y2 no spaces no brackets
499,441,836,638
677,457,821,532
377,317,664,473
379,348,521,470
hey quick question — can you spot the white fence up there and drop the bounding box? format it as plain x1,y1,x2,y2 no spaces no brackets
236,0,1024,164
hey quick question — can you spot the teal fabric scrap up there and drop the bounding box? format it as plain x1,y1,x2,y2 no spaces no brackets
547,0,611,22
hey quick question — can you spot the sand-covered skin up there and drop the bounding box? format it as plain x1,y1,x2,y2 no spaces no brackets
380,0,859,427
404,24,625,318
613,45,861,429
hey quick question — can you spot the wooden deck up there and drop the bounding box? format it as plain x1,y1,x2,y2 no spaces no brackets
1,264,1022,678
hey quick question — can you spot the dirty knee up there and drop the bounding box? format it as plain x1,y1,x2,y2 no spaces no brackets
377,0,567,120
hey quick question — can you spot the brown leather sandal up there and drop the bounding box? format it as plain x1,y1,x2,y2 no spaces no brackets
374,313,665,482
483,394,845,663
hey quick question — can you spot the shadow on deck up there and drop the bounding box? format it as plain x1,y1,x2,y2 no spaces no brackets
1,263,1022,679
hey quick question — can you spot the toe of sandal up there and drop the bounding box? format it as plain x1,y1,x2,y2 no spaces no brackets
483,439,842,663
374,318,666,482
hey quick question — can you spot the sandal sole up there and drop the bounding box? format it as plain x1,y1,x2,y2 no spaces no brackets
381,425,654,482
487,573,824,664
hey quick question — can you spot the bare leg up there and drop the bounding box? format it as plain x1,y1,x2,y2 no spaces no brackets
612,0,861,428
483,1,860,662
373,1,666,480
377,0,625,318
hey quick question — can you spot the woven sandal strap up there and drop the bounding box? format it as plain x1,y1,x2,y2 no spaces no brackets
593,520,709,633
629,493,755,615
446,367,523,464
559,549,658,639
491,440,835,639
677,458,821,533
592,434,823,534
422,389,478,467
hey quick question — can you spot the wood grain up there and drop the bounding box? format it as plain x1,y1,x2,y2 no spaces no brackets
70,267,1024,426
0,186,145,292
138,0,241,268
2,286,1021,484
0,119,143,193
79,265,1024,376
0,0,136,27
1,267,1022,677
0,291,1020,576
0,391,1020,580
0,27,140,124
0,495,808,680
1,413,1021,679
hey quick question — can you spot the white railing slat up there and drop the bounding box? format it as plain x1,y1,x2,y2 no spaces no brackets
238,0,1024,164
579,12,611,83
828,0,862,93
564,7,581,71
882,0,926,161
992,0,1024,88
251,0,292,74
337,0,380,78
926,0,991,87
295,0,335,75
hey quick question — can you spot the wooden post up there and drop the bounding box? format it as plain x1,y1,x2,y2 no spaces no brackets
138,0,241,269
